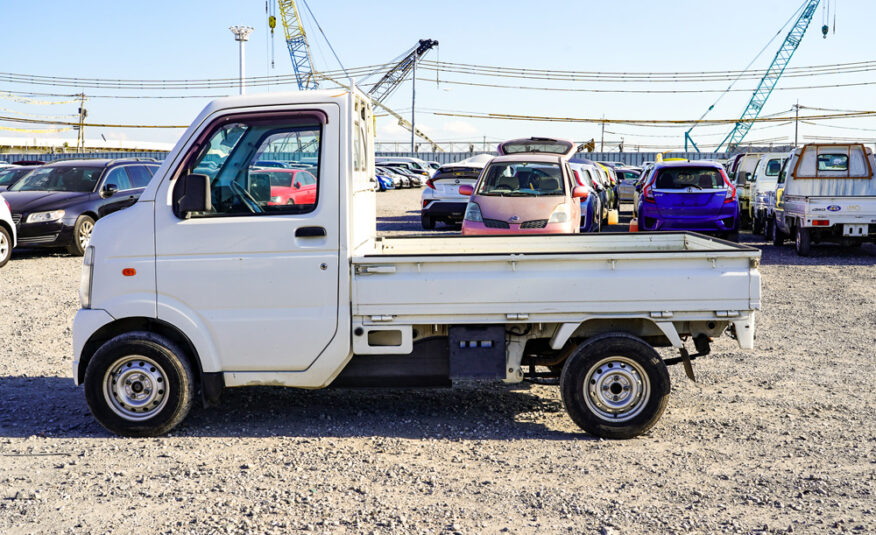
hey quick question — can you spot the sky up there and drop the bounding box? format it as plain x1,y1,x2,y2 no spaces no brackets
1,0,875,153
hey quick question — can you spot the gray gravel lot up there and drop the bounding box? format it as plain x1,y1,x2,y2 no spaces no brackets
1,187,874,534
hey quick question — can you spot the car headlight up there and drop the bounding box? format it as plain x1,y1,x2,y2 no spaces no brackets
270,196,283,203
79,246,94,309
464,202,483,222
548,204,570,223
26,209,65,223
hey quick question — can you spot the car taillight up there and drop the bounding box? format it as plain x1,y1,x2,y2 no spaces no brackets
642,182,655,203
721,169,736,204
812,220,830,226
573,170,584,186
426,178,435,189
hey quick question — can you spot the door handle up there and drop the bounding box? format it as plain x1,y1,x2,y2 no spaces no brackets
295,226,326,237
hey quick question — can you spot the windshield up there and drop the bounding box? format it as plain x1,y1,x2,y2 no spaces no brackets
478,162,564,196
765,159,783,176
499,139,573,156
654,167,726,190
10,166,102,192
0,167,35,186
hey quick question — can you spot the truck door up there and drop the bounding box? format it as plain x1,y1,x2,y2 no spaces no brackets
154,107,340,372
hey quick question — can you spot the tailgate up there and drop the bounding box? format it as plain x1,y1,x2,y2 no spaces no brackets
802,196,876,225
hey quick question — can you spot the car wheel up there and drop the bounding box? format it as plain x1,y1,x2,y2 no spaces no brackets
752,215,763,235
770,217,785,246
560,333,670,439
0,226,11,267
421,214,435,230
795,226,811,256
726,230,740,242
84,331,196,437
67,215,95,256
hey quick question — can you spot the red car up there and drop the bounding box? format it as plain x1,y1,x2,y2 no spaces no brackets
255,169,318,207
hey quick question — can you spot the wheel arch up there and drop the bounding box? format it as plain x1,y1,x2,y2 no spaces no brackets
78,317,205,386
0,220,14,247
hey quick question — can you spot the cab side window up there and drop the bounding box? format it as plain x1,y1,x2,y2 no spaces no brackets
183,118,322,217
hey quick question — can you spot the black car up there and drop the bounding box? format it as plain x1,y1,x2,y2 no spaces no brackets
4,158,159,255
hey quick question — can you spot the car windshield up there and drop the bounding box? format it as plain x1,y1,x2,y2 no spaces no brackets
478,162,564,196
655,167,725,190
0,167,34,186
9,166,103,192
765,159,783,176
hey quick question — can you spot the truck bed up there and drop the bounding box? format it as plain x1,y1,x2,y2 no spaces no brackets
352,232,761,322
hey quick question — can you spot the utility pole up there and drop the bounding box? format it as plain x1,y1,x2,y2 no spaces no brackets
600,116,605,152
410,53,417,153
229,26,254,95
794,100,800,147
76,93,87,152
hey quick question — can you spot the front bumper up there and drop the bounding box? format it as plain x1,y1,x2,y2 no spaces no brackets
461,220,575,235
13,217,76,248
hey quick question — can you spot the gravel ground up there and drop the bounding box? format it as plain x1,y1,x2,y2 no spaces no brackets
1,187,874,534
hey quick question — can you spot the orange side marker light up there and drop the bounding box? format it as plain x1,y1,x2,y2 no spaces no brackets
122,268,136,277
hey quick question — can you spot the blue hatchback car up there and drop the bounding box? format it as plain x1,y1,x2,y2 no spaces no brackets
636,161,739,241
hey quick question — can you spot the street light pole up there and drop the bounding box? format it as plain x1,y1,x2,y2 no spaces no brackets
411,54,417,153
229,26,254,95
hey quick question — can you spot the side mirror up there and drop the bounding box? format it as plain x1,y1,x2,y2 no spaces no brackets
172,173,212,218
294,182,301,189
458,184,474,196
572,185,589,199
635,184,643,192
101,184,118,198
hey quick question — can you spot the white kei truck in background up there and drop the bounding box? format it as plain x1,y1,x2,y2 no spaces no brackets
73,89,761,439
772,143,876,255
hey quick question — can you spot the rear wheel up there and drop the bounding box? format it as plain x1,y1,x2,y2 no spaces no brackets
0,226,11,267
84,332,196,437
560,334,670,439
421,214,435,230
752,214,763,235
726,230,740,242
770,217,785,246
67,215,95,256
795,226,811,256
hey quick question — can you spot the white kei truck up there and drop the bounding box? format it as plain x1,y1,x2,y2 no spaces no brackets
73,89,761,439
772,143,876,255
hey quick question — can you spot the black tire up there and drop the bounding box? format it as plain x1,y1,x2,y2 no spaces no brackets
752,214,763,236
0,226,11,268
560,333,670,439
726,230,740,243
770,217,785,246
795,226,811,256
84,331,196,437
421,214,435,230
67,215,95,256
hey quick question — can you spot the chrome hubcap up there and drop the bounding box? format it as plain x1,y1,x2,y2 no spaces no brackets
584,356,649,422
103,356,169,421
79,221,93,250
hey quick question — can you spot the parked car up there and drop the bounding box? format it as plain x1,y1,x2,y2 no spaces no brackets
632,164,655,217
728,153,765,229
377,166,410,188
770,143,876,255
249,168,318,207
373,170,394,191
569,162,602,232
615,168,642,203
375,157,434,178
635,160,739,241
594,164,617,214
750,153,787,235
426,161,441,171
461,138,587,235
421,153,490,229
4,159,159,255
0,165,39,192
572,158,610,222
0,192,15,267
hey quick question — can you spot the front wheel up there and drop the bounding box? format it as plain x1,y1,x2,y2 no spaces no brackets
560,334,670,439
0,226,11,267
67,215,95,256
770,217,785,246
421,214,435,230
84,332,196,437
752,214,763,235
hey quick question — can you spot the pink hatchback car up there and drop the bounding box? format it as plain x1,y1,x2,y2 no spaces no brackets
460,138,587,235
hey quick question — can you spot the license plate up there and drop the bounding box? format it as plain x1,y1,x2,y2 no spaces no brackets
843,224,867,236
